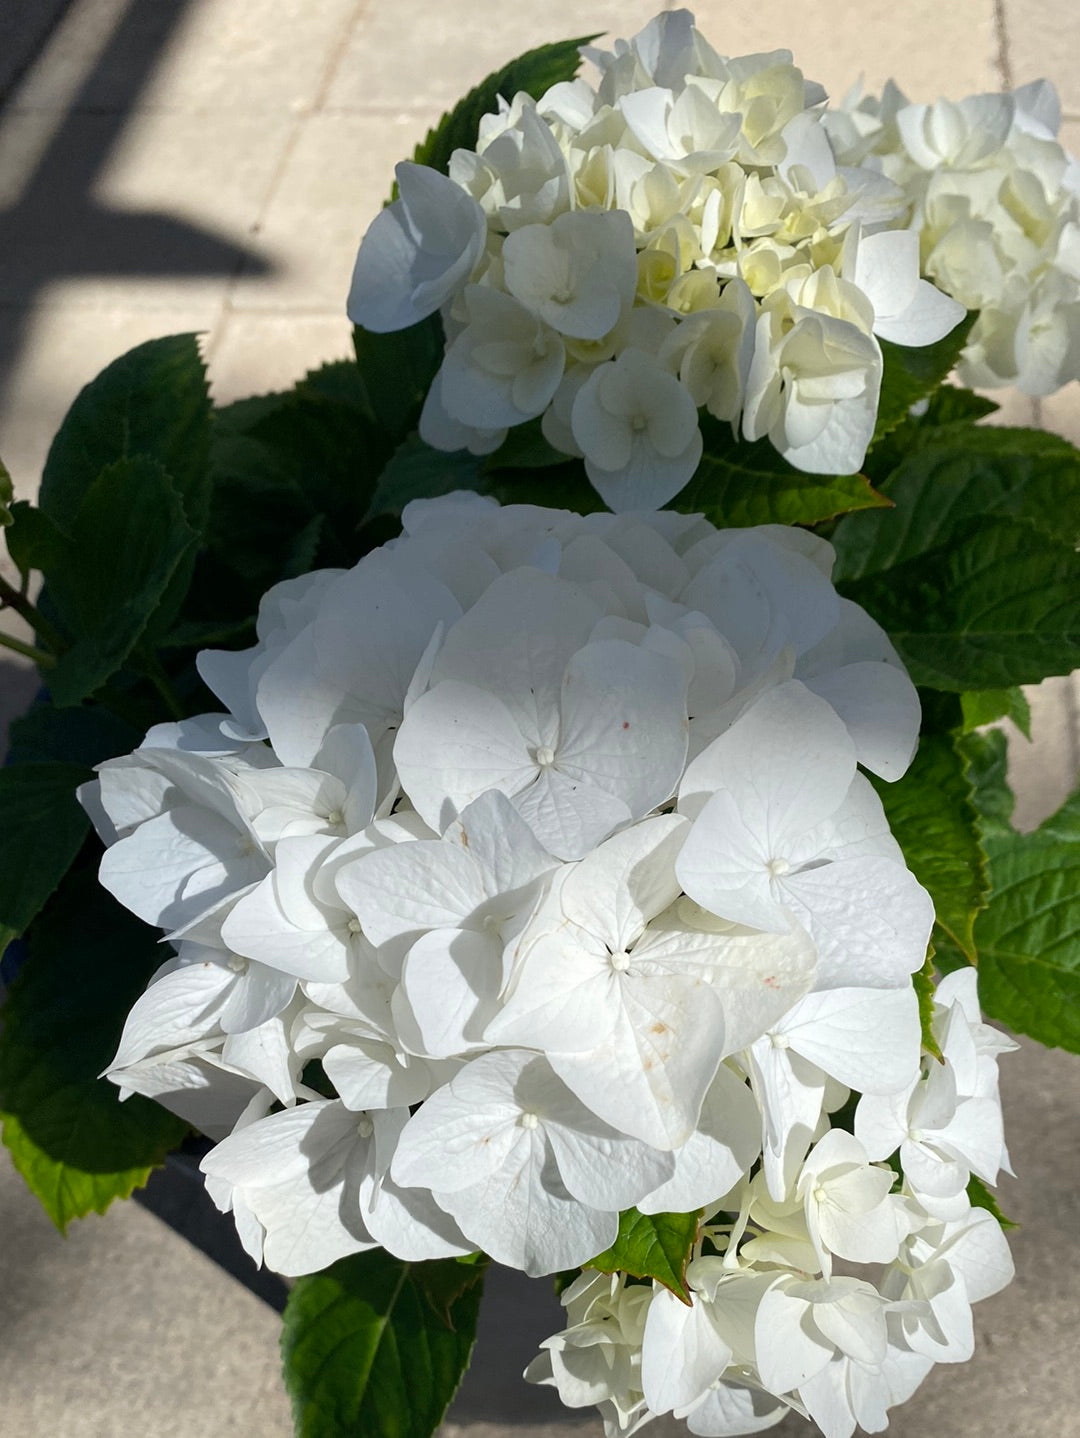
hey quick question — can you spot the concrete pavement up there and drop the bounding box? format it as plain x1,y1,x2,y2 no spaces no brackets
1,2,1079,1435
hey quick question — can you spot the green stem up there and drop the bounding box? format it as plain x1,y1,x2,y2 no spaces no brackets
0,574,67,654
0,628,56,668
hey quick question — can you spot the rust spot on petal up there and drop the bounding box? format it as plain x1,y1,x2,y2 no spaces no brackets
622,721,630,729
650,1022,668,1036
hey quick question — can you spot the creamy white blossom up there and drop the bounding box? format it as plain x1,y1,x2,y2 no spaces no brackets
346,9,969,500
86,487,1013,1434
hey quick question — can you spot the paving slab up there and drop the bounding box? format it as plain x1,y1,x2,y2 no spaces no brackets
684,0,999,102
229,108,441,312
0,1153,295,1438
1002,0,1080,109
206,310,355,402
326,0,668,113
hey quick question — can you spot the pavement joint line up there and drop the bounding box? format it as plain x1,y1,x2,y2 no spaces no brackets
993,0,1014,91
312,0,376,114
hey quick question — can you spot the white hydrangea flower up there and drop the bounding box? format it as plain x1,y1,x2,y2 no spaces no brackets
346,9,977,499
835,74,1080,396
87,489,1014,1436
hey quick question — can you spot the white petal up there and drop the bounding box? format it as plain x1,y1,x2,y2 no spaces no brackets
802,661,921,782
557,640,689,821
642,1289,733,1415
394,680,537,834
639,1064,761,1214
780,986,922,1093
335,840,486,947
781,858,933,989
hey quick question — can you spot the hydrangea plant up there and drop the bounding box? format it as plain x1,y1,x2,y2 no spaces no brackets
0,12,1078,1438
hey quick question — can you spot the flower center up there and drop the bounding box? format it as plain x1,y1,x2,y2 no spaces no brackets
533,745,557,768
519,1112,540,1130
609,949,632,973
357,1116,374,1139
347,917,363,936
766,856,790,877
227,953,248,975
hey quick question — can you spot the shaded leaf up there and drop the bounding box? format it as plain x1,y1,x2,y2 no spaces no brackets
352,320,445,456
44,457,198,707
40,334,211,536
588,1208,700,1304
483,418,567,472
366,433,601,524
675,419,888,528
0,762,90,953
872,733,987,962
0,453,11,525
0,865,189,1229
282,1249,486,1438
4,501,69,584
7,704,140,769
366,434,486,522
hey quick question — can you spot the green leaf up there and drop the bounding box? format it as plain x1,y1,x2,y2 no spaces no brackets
922,386,1000,425
914,953,945,1062
366,434,486,522
871,312,978,444
4,500,69,584
961,687,1032,739
206,423,317,591
0,865,189,1229
366,433,602,524
956,727,1080,1053
39,334,211,536
0,762,90,953
408,36,595,180
159,616,257,651
674,419,889,528
0,453,12,525
967,1174,1018,1230
241,362,389,557
281,1249,487,1438
871,733,987,962
588,1208,700,1304
832,425,1080,584
7,703,140,768
352,320,445,456
44,457,198,707
483,418,568,472
842,518,1080,691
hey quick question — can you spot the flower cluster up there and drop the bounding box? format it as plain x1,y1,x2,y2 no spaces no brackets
347,9,966,504
828,78,1080,396
82,495,1013,1437
529,967,1015,1438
